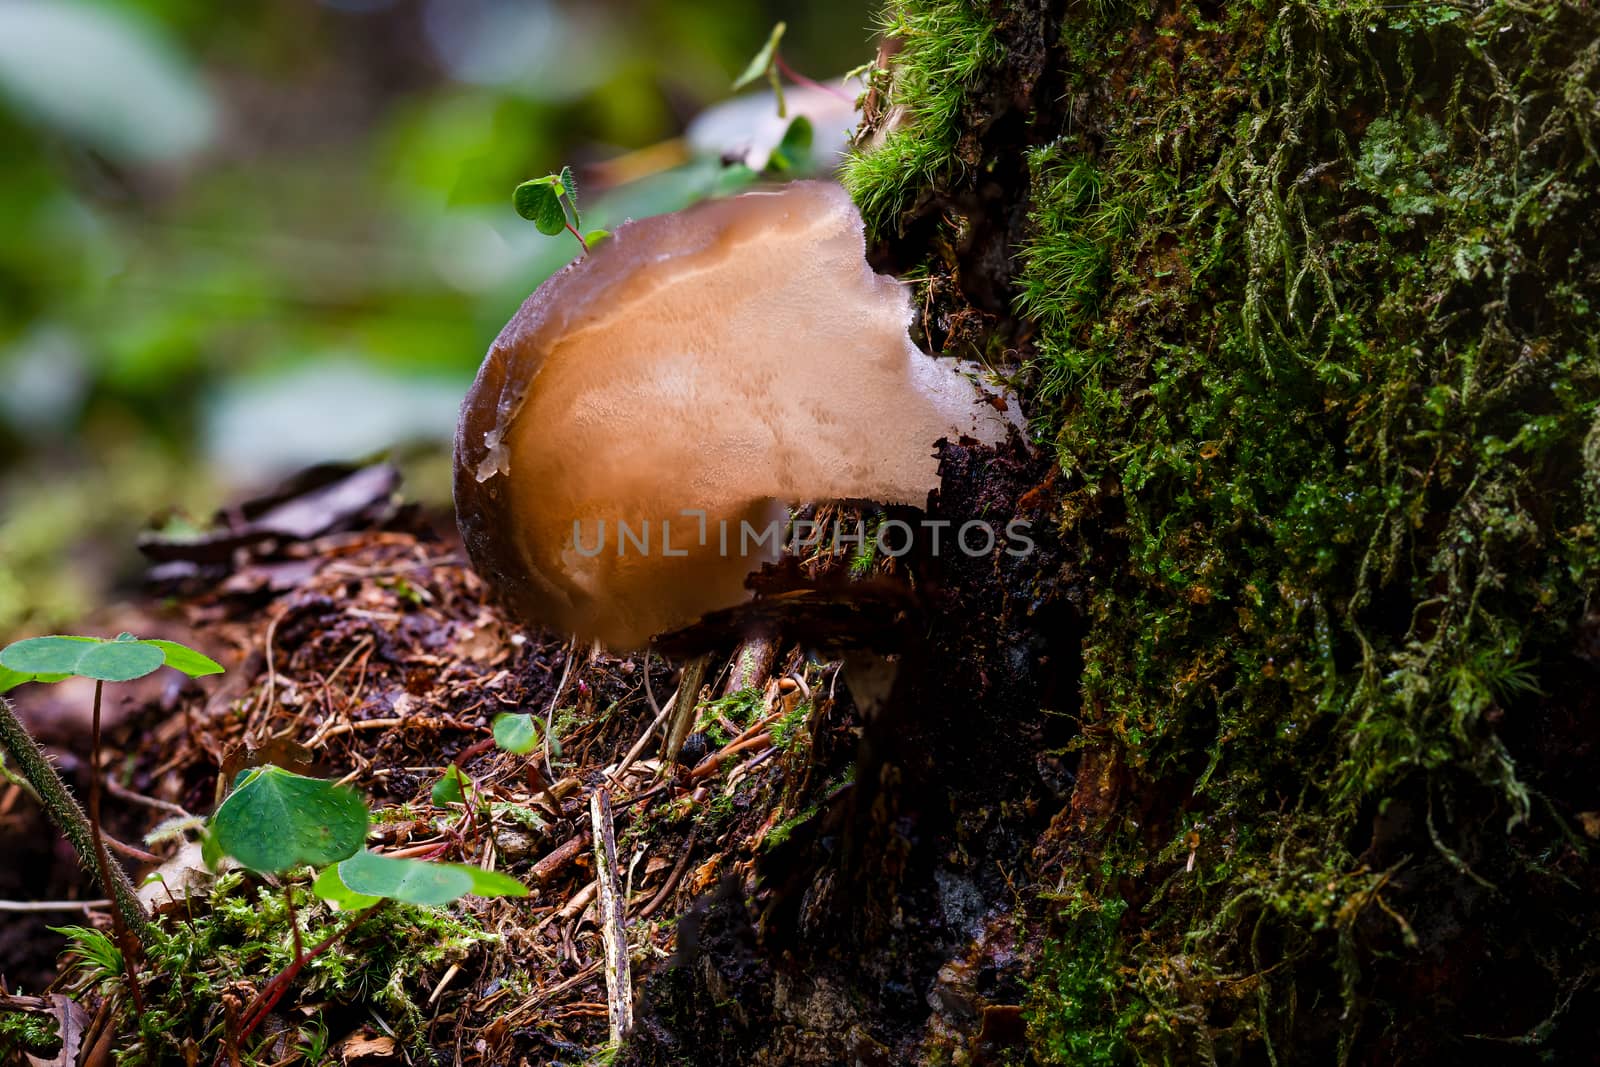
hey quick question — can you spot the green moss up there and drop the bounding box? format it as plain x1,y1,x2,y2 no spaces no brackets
0,1008,61,1059
119,872,495,1064
855,0,1600,1059
1024,895,1142,1066
769,699,812,750
763,801,820,850
841,0,1004,234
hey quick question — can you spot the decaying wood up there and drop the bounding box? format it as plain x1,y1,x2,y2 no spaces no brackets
589,788,633,1044
530,830,592,884
722,631,779,696
659,653,709,765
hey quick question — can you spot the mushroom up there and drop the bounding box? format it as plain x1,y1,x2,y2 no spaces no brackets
455,180,1010,649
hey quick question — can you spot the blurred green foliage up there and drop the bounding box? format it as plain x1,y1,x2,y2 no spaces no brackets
0,0,869,632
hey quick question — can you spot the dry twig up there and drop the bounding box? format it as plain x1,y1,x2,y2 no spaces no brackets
589,788,633,1043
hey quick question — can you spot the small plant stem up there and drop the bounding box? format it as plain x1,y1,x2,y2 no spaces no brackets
88,681,147,1019
233,902,384,1050
564,221,590,254
0,696,153,943
774,53,853,102
284,882,303,963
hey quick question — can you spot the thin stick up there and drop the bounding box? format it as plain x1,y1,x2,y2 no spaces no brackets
0,898,113,913
530,831,593,884
103,835,160,864
0,697,151,941
609,685,678,786
545,644,577,783
88,681,146,1018
590,788,633,1043
103,777,190,818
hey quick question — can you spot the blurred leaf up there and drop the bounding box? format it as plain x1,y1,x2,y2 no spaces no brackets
333,849,528,906
0,635,164,682
492,712,542,755
338,850,470,906
732,22,786,91
583,228,611,248
0,666,65,692
514,179,568,235
142,639,224,678
208,766,368,874
461,864,529,898
0,2,215,163
766,115,814,173
200,826,223,870
713,163,760,197
432,764,469,807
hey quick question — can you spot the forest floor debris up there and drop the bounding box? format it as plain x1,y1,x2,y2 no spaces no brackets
1,491,862,1065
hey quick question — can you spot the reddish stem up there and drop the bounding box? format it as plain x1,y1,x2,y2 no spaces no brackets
88,681,146,1020
775,54,853,102
564,221,590,254
232,902,383,1051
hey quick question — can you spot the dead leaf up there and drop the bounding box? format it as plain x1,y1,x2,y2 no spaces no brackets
22,994,89,1067
137,840,219,911
338,1028,398,1065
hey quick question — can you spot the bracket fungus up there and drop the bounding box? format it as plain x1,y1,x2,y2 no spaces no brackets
455,180,1011,649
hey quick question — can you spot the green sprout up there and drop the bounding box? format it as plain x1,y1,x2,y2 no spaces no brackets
732,21,789,117
203,762,528,908
492,710,560,758
199,761,527,1048
514,165,609,253
0,631,223,1015
431,762,471,807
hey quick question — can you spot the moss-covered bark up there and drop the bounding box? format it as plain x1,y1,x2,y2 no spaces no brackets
844,0,1600,1062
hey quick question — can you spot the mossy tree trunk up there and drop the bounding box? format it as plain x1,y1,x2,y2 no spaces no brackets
627,1,1600,1063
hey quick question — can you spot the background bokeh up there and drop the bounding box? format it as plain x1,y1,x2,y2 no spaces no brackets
0,0,873,633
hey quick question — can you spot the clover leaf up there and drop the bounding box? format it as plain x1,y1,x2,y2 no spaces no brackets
208,765,368,874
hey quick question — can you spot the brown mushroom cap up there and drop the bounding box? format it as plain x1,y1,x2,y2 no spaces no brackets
455,180,1009,649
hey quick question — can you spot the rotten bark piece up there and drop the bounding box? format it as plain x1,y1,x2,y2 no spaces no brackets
590,788,634,1044
530,830,593,884
139,464,402,565
659,655,709,768
722,631,779,697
